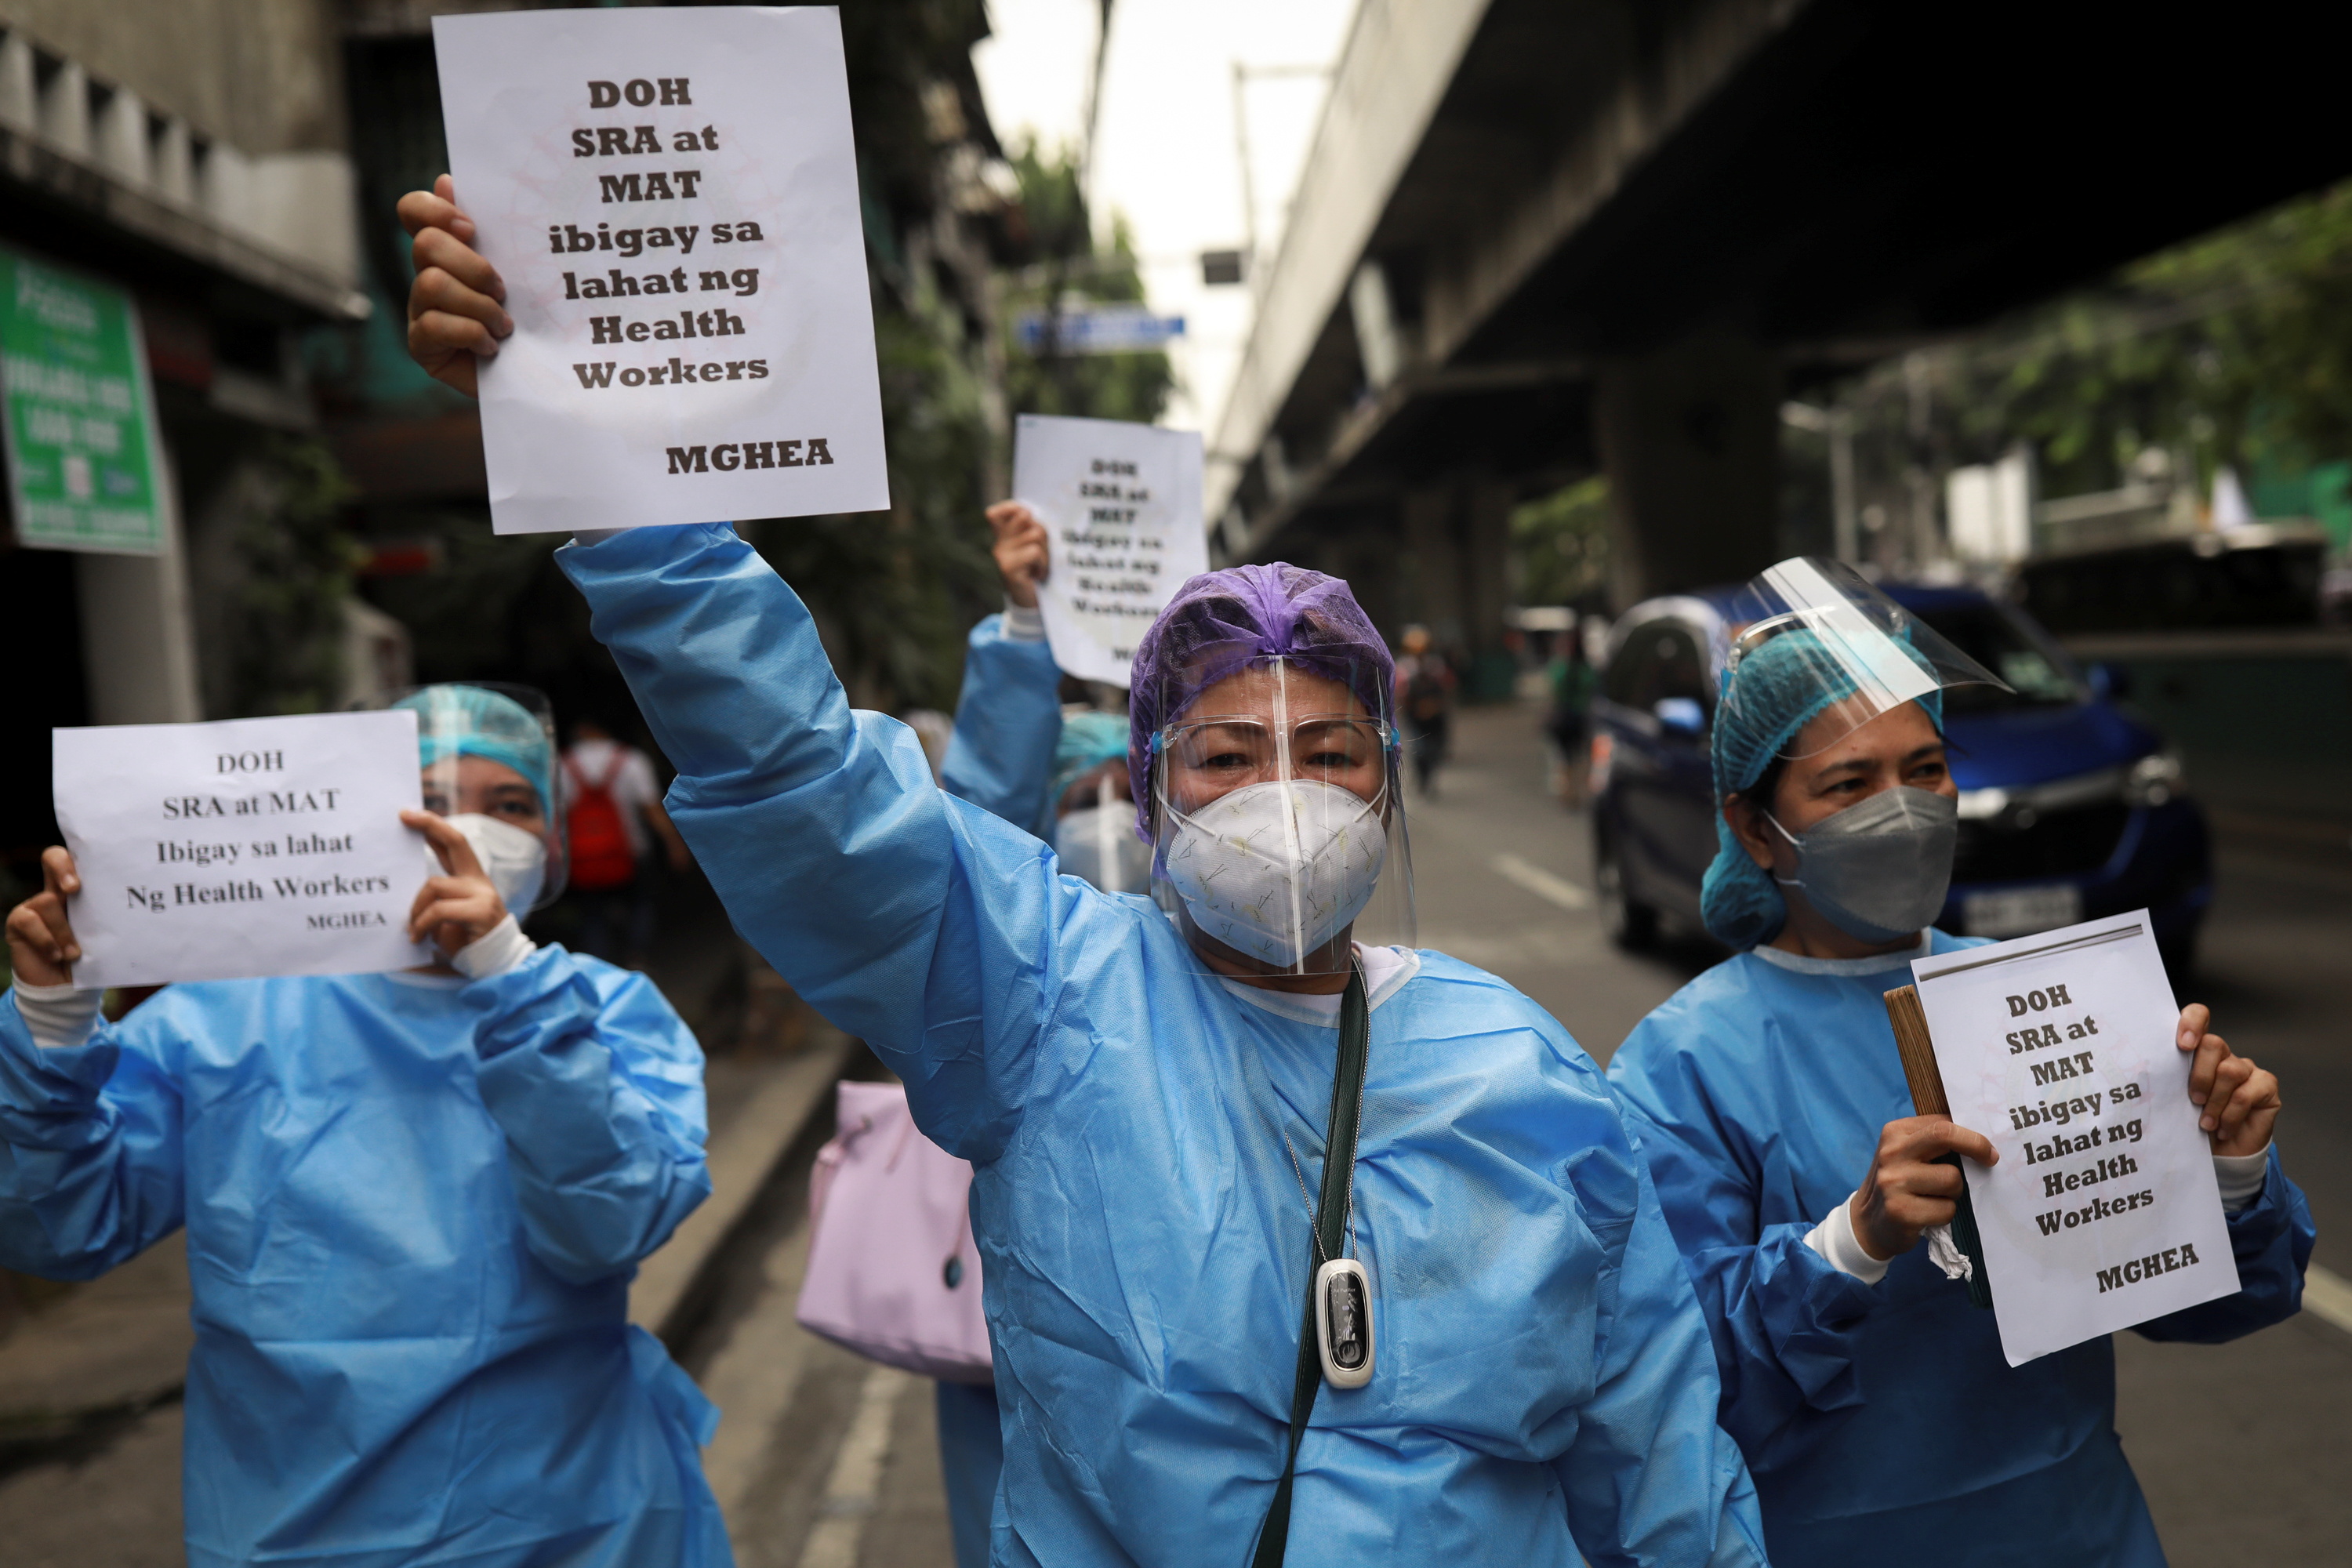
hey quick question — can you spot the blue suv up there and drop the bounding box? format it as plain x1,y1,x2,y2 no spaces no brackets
1588,581,2211,972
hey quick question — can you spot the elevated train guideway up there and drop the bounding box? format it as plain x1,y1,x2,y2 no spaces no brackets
1209,0,2352,652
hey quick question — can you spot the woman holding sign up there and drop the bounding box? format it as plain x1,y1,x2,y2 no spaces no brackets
401,176,1769,1568
0,684,730,1568
941,500,1150,888
1604,560,2314,1566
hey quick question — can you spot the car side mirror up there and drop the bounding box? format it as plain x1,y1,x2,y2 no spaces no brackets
1653,696,1707,736
2088,662,2130,702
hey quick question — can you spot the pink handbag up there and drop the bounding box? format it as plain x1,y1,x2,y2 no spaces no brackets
795,1080,993,1383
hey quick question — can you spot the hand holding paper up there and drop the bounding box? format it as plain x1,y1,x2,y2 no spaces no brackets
1849,1113,1999,1261
2176,1002,2281,1155
5,846,84,986
987,500,1049,611
401,175,512,398
402,810,510,959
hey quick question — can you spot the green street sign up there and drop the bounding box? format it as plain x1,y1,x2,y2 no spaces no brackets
0,248,165,555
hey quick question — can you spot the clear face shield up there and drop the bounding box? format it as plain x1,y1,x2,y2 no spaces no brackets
1147,657,1416,978
1721,557,2010,762
382,683,569,913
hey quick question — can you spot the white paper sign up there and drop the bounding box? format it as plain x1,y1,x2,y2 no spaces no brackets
53,713,430,987
434,5,888,535
1012,413,1206,688
1911,911,2238,1365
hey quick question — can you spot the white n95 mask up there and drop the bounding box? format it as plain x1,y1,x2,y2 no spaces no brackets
426,813,549,917
1054,805,1156,895
1162,779,1387,967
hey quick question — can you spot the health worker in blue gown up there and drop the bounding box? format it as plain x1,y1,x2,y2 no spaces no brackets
545,524,1765,1568
405,179,1769,1568
401,172,1768,1567
0,684,731,1568
1604,559,2314,1567
927,501,1152,1568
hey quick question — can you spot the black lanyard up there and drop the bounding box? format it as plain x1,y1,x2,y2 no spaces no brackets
1250,965,1370,1568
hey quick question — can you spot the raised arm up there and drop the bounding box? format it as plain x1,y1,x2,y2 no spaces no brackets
942,499,1064,833
557,522,1076,1162
466,948,713,1283
940,610,1063,833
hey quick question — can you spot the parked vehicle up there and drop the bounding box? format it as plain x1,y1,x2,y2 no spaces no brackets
1590,581,2210,972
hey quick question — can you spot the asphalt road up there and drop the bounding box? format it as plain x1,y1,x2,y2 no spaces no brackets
4,699,2344,1566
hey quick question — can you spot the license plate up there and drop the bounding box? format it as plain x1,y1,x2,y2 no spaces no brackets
1962,884,2084,938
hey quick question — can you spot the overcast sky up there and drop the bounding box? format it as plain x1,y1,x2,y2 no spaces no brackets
972,0,1358,437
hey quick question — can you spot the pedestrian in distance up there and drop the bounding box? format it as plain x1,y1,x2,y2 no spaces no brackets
1606,561,2312,1566
562,714,693,969
1394,623,1454,799
401,173,1772,1568
0,683,731,1568
1544,622,1597,808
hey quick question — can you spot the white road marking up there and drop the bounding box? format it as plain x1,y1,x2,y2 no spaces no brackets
1491,852,1593,911
793,1364,913,1568
2303,1262,2352,1338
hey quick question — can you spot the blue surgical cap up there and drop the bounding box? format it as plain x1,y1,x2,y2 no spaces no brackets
1044,711,1131,833
1699,630,1943,949
395,684,555,818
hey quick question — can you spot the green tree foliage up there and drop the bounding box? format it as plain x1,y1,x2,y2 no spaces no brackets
1841,180,2352,502
231,439,365,717
742,299,998,712
1510,476,1611,606
1000,142,1174,423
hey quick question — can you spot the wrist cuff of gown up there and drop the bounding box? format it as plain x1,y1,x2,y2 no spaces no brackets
453,914,539,980
2213,1145,2270,1211
1804,1193,1891,1285
13,981,103,1050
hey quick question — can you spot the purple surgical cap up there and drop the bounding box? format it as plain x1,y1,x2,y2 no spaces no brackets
1127,562,1395,836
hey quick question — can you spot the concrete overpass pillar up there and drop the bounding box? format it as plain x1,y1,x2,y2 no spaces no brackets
1594,329,1782,608
1401,487,1464,648
1399,478,1516,699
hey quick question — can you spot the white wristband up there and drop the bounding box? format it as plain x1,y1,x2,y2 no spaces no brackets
1803,1192,1891,1285
13,981,103,1051
1002,601,1046,641
2214,1145,2270,1212
452,914,538,980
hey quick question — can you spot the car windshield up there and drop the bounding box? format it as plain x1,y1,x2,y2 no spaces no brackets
1907,602,2083,711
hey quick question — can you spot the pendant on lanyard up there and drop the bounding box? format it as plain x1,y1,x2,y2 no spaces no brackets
1314,1258,1374,1388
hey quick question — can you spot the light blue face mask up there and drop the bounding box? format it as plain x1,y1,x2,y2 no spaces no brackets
1768,786,1958,942
1053,804,1156,895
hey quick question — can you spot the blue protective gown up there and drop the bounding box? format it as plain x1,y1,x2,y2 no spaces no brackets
0,947,730,1568
934,608,1060,1568
942,612,1063,836
1606,935,2315,1566
559,522,1766,1568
